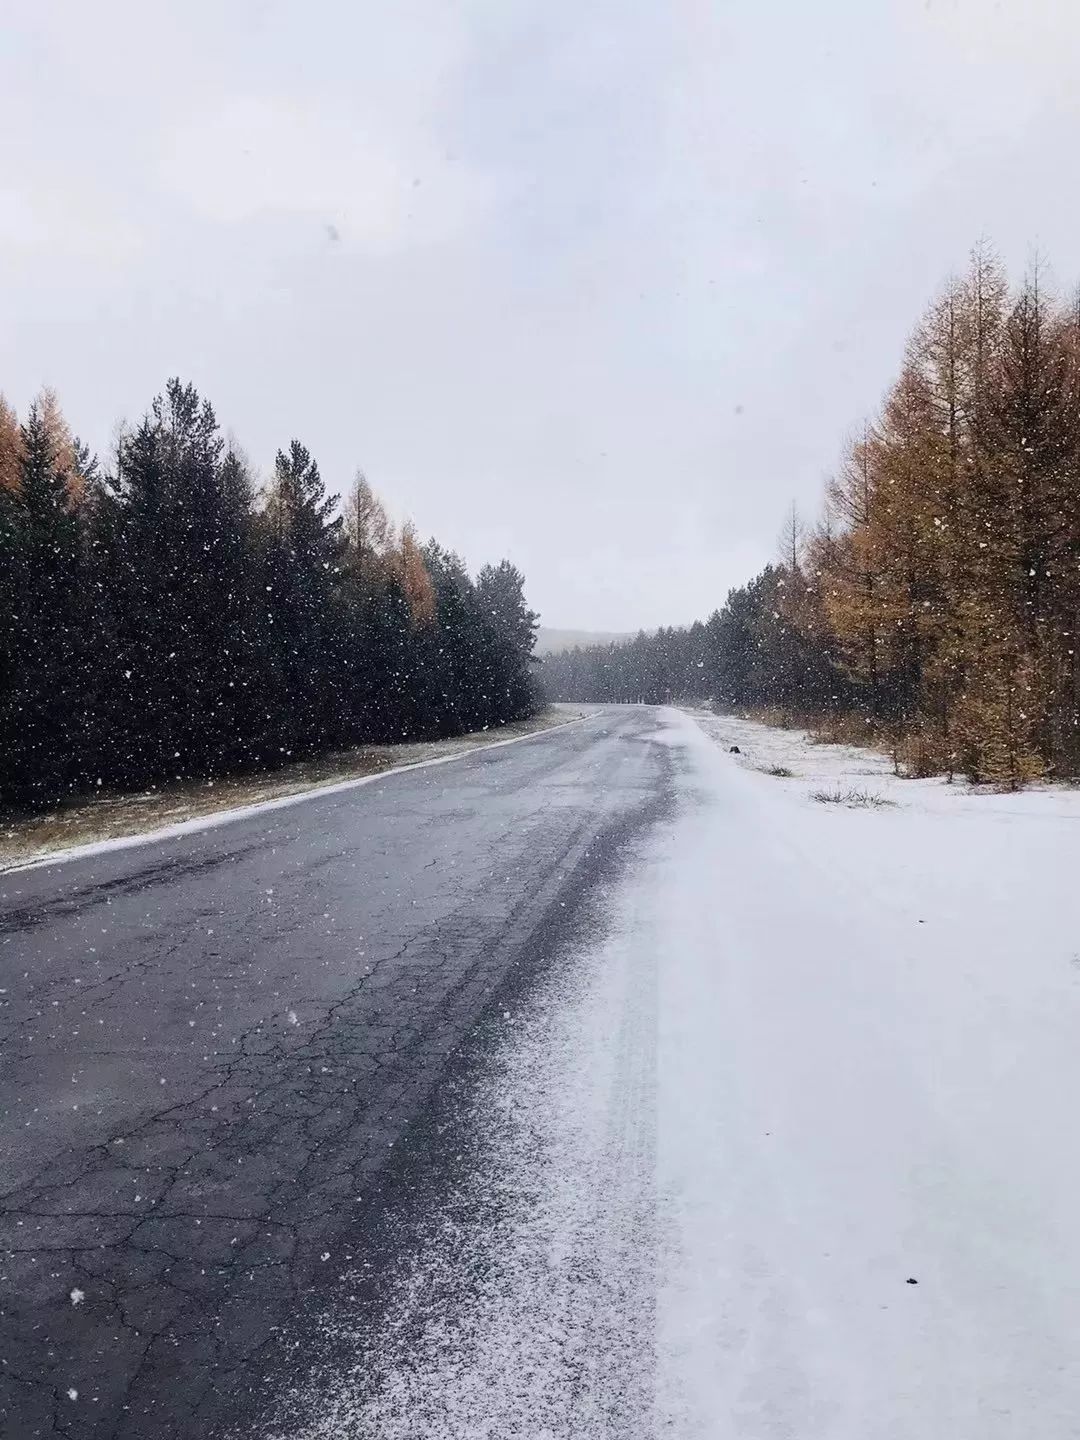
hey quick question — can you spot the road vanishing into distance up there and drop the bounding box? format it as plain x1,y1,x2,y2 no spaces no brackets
9,706,1080,1440
0,708,673,1439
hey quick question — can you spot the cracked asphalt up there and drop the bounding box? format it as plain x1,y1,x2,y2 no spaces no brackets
0,707,672,1439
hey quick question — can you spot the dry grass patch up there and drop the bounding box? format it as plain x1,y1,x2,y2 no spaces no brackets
811,787,896,810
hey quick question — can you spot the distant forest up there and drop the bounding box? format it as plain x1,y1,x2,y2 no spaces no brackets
0,379,538,809
542,245,1080,788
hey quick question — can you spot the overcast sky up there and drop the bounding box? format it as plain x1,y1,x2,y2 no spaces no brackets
3,1,1079,630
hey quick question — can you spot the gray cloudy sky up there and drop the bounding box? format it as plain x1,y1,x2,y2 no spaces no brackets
2,0,1078,629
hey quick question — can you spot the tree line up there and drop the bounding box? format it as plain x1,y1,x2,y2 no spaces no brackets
540,567,841,717
0,378,538,809
543,244,1080,788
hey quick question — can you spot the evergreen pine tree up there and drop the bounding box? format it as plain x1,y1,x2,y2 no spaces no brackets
0,402,84,803
262,439,347,753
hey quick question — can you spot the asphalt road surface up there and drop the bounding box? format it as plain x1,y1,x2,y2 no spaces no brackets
0,708,673,1439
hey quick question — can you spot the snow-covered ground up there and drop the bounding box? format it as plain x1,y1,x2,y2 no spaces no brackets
280,706,1080,1438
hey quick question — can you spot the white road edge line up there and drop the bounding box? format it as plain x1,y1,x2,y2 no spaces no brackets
1,715,590,877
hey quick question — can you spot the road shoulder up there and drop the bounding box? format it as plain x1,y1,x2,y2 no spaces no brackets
0,707,586,873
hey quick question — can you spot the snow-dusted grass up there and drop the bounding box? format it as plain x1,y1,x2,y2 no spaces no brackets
811,786,897,809
277,706,1080,1439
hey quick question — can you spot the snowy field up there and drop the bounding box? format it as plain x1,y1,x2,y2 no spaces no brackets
277,706,1080,1439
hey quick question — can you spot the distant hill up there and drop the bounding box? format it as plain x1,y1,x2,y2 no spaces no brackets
534,627,633,656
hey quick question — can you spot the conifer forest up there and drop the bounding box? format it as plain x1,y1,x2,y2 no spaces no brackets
543,248,1080,787
0,378,539,809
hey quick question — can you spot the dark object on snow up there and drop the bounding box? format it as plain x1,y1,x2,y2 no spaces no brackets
906,1277,918,1285
729,745,741,754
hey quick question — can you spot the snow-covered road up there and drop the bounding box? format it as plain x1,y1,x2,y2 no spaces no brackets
284,707,1080,1438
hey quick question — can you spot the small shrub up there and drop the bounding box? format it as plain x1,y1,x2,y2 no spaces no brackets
746,706,796,730
809,712,878,748
811,787,895,810
760,763,795,778
896,731,947,779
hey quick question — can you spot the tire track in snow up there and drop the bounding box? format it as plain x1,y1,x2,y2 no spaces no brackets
270,867,662,1440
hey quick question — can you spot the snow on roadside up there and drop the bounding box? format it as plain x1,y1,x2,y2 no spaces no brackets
281,706,1080,1439
696,706,1080,818
661,709,1080,1437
